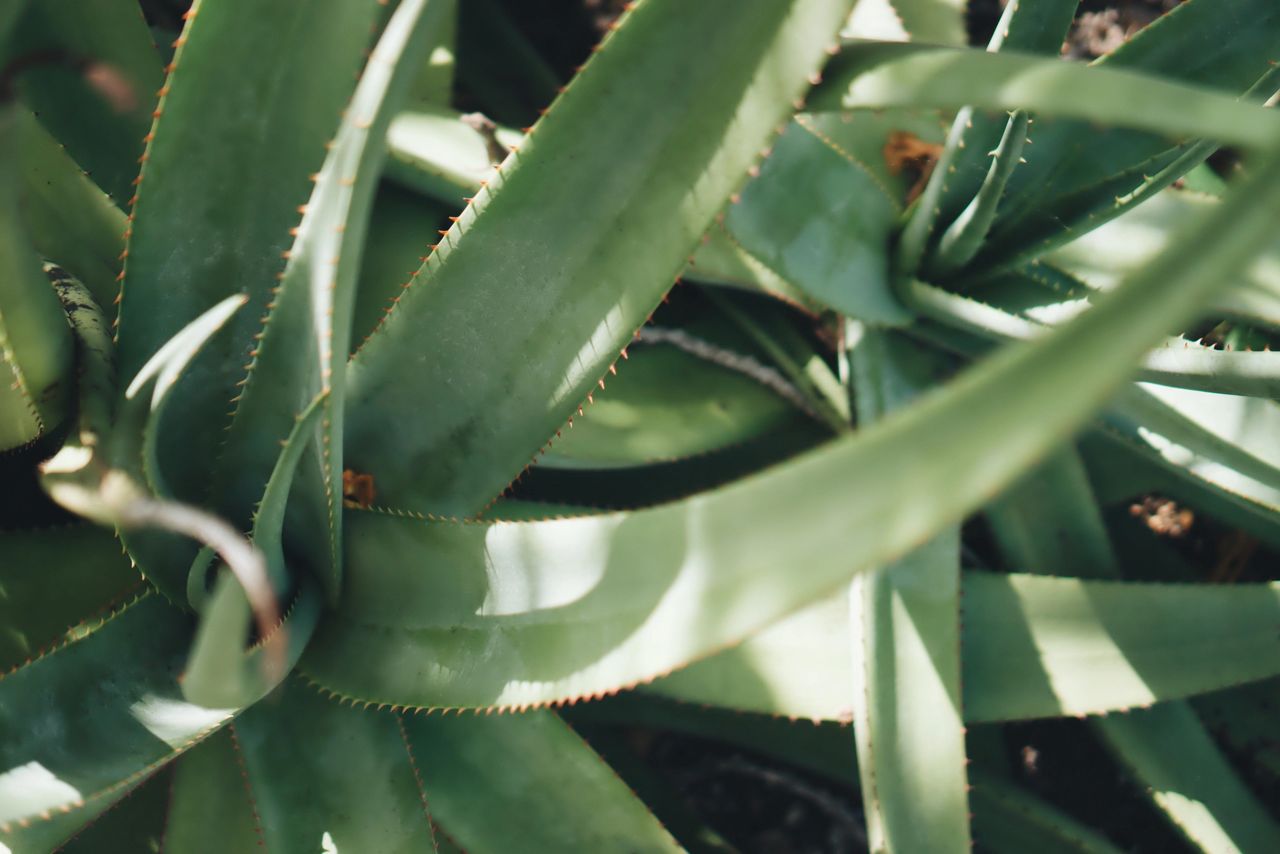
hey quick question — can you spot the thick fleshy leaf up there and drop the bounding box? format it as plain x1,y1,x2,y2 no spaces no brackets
401,709,680,852
0,107,73,452
1101,384,1280,541
982,439,1280,851
964,571,1280,722
0,524,139,673
224,679,436,852
0,595,216,851
1051,188,1280,331
541,341,799,469
641,591,853,722
1095,704,1280,852
971,0,1280,273
720,112,926,324
15,109,126,311
351,183,452,352
385,105,522,204
212,0,447,597
114,0,379,506
886,0,965,46
344,0,859,516
847,327,968,853
162,728,264,854
57,766,171,854
810,42,1280,152
645,572,1280,724
927,0,1078,235
905,273,1280,399
307,143,1280,710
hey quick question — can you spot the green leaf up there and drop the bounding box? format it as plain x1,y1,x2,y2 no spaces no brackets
182,397,330,707
810,42,1280,152
932,110,1029,274
385,105,523,205
408,0,457,109
982,437,1280,851
0,594,217,851
641,591,853,722
847,328,969,853
212,0,447,597
683,219,824,311
1050,188,1280,331
905,273,1280,399
162,728,264,854
648,571,1280,725
345,0,860,516
927,0,1079,235
401,709,681,852
886,0,966,46
983,448,1120,580
963,572,1280,723
970,0,1280,272
0,107,73,452
1095,703,1280,852
541,339,800,469
720,113,919,325
0,524,139,673
15,108,126,311
225,679,437,852
307,140,1280,710
11,0,163,203
180,578,322,711
1101,384,1280,537
352,183,452,352
114,0,380,506
56,765,170,854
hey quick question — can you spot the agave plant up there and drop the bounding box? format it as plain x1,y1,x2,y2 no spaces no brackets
4,0,1280,849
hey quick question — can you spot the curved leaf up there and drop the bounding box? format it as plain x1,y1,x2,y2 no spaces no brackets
114,0,379,506
210,679,437,852
0,595,216,851
847,327,969,853
307,143,1280,709
647,572,1280,725
345,0,860,516
212,0,447,597
0,524,138,673
0,107,72,452
541,341,799,469
15,108,126,311
811,42,1280,152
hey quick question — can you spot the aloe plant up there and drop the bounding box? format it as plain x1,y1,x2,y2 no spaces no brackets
4,0,1280,850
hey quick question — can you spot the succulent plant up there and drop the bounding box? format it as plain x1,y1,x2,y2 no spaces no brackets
4,0,1280,850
